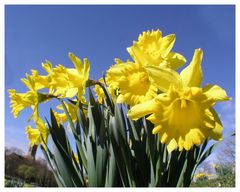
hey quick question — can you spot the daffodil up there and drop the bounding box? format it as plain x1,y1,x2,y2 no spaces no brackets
106,29,187,106
46,53,90,99
26,118,49,147
74,153,79,163
106,60,158,106
8,73,50,118
194,172,206,180
94,78,117,104
105,59,124,95
128,49,229,152
127,29,186,69
8,89,34,118
29,69,50,90
53,102,78,124
94,78,105,104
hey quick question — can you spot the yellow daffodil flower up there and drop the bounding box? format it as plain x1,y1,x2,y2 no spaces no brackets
106,29,186,106
8,73,50,118
8,89,35,118
127,29,186,69
94,78,117,104
94,78,105,104
106,60,158,106
29,69,50,90
194,172,206,180
128,49,229,153
53,102,78,124
74,153,79,163
45,53,90,99
25,118,49,147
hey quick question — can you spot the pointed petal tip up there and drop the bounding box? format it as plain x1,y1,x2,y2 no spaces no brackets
68,52,74,56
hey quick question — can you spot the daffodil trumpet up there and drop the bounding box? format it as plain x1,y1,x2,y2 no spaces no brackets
128,49,229,153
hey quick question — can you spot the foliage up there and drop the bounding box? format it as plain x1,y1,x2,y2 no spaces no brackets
191,164,235,187
17,164,36,182
5,148,57,187
5,178,24,187
41,87,221,187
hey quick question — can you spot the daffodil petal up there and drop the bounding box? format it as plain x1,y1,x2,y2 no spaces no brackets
159,34,176,58
83,58,90,83
65,88,78,98
69,52,83,74
127,43,152,66
180,48,203,87
127,99,158,120
203,84,230,102
165,52,186,70
107,63,127,76
167,139,178,153
207,108,223,140
145,66,181,92
26,126,41,146
152,125,162,134
42,60,53,74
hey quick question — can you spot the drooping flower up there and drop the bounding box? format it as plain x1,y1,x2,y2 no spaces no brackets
106,60,158,106
8,73,50,118
29,69,50,90
45,53,90,99
94,78,105,104
25,118,49,147
53,102,78,124
127,29,186,69
128,49,229,152
8,89,34,118
94,78,117,104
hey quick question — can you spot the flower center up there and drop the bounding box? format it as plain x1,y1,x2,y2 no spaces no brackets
128,71,150,95
145,43,161,59
163,87,202,133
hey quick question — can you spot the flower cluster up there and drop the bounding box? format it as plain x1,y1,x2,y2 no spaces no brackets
9,53,90,147
103,29,229,152
9,29,229,153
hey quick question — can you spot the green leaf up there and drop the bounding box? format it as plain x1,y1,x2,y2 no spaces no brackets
75,140,87,171
96,144,108,186
126,115,141,141
114,104,127,142
86,136,97,186
88,88,101,141
176,158,188,187
105,144,118,187
52,137,81,187
40,145,66,187
109,135,129,187
77,104,88,135
47,110,83,187
197,141,221,166
98,80,115,114
60,100,78,138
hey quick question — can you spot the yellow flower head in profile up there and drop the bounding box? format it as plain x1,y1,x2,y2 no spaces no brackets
53,102,78,125
26,118,49,147
106,60,158,106
127,29,186,69
94,78,105,104
194,172,206,180
8,73,50,118
128,49,230,153
94,78,117,104
46,53,90,99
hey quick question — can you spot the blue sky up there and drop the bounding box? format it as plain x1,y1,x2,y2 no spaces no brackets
5,5,235,157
